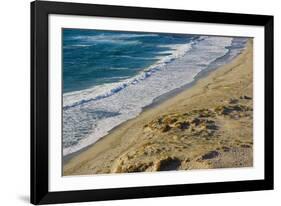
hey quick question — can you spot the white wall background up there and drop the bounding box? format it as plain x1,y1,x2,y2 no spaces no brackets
0,0,279,205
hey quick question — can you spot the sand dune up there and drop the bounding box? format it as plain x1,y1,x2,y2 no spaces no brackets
63,40,253,176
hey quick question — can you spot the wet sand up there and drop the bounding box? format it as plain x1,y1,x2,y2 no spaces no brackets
63,40,253,175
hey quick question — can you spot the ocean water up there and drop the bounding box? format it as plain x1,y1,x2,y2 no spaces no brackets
63,29,248,156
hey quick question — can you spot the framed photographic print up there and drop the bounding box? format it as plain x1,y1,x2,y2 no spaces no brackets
31,0,274,204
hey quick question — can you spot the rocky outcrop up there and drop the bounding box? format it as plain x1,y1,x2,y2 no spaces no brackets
110,96,253,174
144,108,219,139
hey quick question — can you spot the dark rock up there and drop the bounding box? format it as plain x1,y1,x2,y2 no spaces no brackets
221,107,233,115
176,121,190,130
222,146,230,152
240,95,252,100
192,118,201,126
162,125,171,132
240,144,251,148
244,95,252,100
206,119,215,124
156,157,181,171
206,124,219,130
157,118,163,124
229,98,239,104
220,105,245,115
185,158,191,162
201,151,220,160
233,105,242,111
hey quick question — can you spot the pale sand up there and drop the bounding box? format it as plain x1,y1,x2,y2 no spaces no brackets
64,40,253,175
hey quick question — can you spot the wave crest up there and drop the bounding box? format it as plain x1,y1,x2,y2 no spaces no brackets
63,42,193,110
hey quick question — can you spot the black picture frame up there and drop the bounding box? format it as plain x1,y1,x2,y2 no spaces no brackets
31,0,274,204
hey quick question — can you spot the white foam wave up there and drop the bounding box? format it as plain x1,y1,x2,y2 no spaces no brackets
69,33,159,40
109,55,160,60
63,42,193,109
63,36,237,156
68,33,159,46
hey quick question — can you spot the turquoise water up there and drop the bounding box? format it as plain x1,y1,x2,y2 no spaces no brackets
63,29,196,93
62,29,248,156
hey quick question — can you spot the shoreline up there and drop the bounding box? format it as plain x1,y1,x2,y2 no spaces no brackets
64,39,253,175
63,42,244,165
63,67,209,165
63,55,216,165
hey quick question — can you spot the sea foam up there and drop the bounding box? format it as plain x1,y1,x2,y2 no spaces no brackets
63,36,246,156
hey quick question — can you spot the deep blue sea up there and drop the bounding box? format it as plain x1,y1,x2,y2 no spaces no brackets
63,29,196,93
63,29,248,156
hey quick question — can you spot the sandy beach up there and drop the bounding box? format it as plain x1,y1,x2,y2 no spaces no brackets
63,39,253,176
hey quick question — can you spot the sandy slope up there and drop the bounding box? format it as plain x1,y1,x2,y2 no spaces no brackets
64,40,253,175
